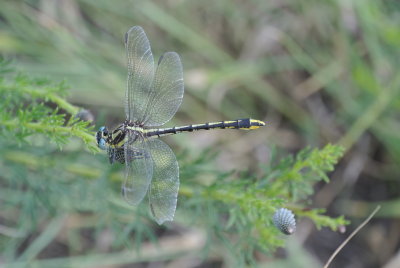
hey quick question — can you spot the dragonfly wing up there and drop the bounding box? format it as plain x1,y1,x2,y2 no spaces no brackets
122,131,153,205
141,52,184,127
125,26,155,123
107,147,125,164
147,139,179,224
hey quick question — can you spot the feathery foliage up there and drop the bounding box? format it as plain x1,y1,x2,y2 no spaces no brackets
179,144,346,260
0,60,346,266
0,58,96,151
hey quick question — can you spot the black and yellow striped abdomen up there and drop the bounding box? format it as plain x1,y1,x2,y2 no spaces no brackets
144,118,265,138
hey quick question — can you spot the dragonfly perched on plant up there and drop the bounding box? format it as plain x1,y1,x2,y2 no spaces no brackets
96,26,265,224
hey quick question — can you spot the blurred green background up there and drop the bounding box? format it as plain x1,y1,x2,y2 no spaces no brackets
1,0,400,267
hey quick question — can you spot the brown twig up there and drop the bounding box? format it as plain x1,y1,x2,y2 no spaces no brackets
323,205,381,268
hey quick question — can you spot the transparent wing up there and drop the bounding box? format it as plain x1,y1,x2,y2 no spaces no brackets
141,52,184,127
147,139,179,224
108,146,147,164
122,131,153,205
107,147,125,164
125,26,155,123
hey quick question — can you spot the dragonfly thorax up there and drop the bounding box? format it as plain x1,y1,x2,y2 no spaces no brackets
96,121,146,151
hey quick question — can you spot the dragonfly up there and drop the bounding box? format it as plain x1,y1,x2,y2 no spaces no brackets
96,26,266,224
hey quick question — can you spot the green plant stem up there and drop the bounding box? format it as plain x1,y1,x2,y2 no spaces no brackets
24,87,79,115
47,93,79,115
2,118,95,145
5,85,80,115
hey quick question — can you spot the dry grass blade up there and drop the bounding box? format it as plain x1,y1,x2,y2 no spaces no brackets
323,205,381,268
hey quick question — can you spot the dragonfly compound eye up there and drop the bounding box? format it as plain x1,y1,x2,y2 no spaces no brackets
99,126,109,135
96,126,108,149
273,208,296,235
98,138,107,150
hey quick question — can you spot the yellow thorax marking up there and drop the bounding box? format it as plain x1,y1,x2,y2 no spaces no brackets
126,126,144,131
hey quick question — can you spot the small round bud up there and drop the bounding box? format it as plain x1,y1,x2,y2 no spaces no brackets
273,208,296,235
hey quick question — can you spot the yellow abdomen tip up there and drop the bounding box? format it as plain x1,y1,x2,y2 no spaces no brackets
248,119,266,129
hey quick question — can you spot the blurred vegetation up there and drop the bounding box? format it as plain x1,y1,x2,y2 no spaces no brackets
1,0,400,267
0,38,346,267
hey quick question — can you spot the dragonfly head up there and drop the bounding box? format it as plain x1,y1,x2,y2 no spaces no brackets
96,126,109,150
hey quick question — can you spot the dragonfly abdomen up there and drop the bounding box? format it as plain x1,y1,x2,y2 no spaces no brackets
145,118,265,137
